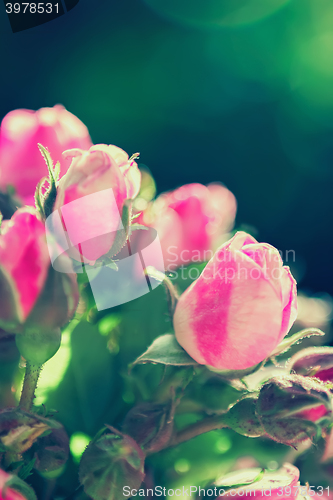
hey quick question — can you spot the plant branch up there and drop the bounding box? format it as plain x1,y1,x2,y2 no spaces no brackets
169,414,227,447
19,362,41,411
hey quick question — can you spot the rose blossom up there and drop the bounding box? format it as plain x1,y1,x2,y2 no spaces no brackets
0,468,28,500
54,144,141,264
0,207,50,324
139,182,236,272
173,231,297,370
0,105,92,205
0,207,78,331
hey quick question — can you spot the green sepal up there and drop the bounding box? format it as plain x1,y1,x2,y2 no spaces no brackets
222,397,265,438
35,144,60,220
0,408,61,454
270,328,325,358
16,329,61,366
79,426,145,500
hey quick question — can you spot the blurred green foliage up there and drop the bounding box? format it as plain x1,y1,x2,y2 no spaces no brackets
1,0,333,296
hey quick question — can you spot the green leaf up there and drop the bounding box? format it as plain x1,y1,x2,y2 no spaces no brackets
270,328,325,357
18,458,36,480
7,461,24,471
132,334,198,367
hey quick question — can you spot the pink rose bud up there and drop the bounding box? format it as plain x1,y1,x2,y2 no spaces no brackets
0,208,50,327
140,182,236,272
0,207,79,336
0,468,33,500
173,231,297,370
0,105,92,205
256,374,332,446
286,347,333,422
54,144,141,264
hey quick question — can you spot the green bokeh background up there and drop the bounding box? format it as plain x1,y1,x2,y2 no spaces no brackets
1,0,333,295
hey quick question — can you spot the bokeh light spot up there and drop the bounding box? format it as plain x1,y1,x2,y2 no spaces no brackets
98,314,121,336
267,460,279,470
174,458,191,473
214,433,232,454
70,432,91,463
122,390,135,404
32,324,77,405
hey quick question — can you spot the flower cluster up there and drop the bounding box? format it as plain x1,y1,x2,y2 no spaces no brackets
0,106,332,500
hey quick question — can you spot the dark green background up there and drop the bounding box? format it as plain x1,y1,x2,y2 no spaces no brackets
1,0,333,294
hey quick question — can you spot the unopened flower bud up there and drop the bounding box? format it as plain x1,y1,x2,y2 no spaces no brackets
0,105,92,206
0,208,79,336
256,375,332,446
0,408,61,454
286,347,333,422
287,346,333,379
122,400,176,453
0,467,37,500
79,426,145,500
173,232,297,370
24,427,69,478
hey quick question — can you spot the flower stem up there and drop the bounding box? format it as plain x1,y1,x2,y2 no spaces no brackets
19,362,41,411
170,414,227,447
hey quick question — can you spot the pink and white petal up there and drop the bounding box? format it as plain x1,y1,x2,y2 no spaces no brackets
279,267,297,342
174,249,282,370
